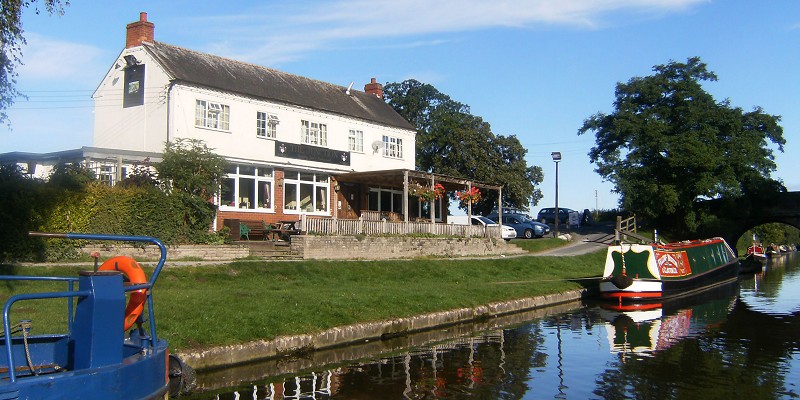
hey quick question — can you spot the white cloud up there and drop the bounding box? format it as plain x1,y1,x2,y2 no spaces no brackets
188,0,708,66
17,33,106,84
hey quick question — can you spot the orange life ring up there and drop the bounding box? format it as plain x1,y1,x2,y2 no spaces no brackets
99,256,147,330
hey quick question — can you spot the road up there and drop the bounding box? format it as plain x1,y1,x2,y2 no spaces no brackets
533,223,617,256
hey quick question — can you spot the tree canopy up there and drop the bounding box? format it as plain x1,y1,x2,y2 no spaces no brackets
384,79,543,215
156,138,227,201
1,0,69,126
579,57,785,235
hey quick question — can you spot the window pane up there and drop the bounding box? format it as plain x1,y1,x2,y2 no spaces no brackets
284,182,297,210
299,172,314,182
380,191,391,212
239,178,255,209
258,181,272,208
240,166,255,176
392,192,402,214
300,183,314,212
221,178,235,206
368,190,379,210
316,186,328,212
257,168,272,177
257,111,266,136
195,100,205,126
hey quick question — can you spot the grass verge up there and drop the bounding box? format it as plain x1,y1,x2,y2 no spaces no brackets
1,250,605,351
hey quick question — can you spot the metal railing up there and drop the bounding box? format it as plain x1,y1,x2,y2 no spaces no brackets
1,233,168,382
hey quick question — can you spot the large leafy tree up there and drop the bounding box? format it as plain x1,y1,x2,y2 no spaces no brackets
384,79,543,215
1,0,69,126
579,57,785,235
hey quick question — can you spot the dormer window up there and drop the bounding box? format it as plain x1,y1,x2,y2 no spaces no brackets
195,100,230,131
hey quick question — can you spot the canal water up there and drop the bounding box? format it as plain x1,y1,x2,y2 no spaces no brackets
184,253,799,399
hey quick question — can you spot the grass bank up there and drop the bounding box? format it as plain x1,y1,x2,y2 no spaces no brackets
2,255,604,351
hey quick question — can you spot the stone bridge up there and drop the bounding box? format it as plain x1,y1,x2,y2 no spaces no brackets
699,191,800,252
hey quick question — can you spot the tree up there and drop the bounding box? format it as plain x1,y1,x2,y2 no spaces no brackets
1,0,69,126
384,79,543,215
579,57,785,236
155,138,227,239
156,138,227,201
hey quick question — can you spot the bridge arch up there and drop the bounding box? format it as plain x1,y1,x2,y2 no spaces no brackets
699,192,800,254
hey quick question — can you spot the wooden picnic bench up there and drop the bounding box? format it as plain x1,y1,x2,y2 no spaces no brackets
269,220,301,242
226,219,302,241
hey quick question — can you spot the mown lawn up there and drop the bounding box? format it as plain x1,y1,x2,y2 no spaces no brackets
1,248,605,351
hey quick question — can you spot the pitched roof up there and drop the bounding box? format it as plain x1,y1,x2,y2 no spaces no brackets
142,42,415,131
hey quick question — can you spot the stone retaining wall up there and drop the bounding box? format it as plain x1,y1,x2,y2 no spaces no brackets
291,235,526,260
178,288,593,372
81,244,249,261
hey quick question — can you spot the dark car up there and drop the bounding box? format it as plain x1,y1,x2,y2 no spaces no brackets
487,212,550,239
537,207,575,224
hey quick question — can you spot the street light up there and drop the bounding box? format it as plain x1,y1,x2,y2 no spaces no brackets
551,152,561,239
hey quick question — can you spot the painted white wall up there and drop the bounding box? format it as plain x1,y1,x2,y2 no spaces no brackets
93,47,171,153
168,85,415,172
93,47,416,174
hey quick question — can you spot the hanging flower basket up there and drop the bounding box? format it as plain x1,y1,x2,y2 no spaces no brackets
457,187,481,203
409,182,445,202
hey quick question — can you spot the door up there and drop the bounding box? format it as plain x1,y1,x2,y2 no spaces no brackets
336,183,360,219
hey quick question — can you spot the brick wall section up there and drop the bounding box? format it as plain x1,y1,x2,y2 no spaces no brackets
292,236,526,260
81,244,249,261
125,12,155,48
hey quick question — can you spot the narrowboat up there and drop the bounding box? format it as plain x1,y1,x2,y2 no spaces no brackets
741,242,768,273
1,232,190,399
599,237,740,305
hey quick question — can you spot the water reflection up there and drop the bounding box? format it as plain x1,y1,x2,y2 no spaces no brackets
188,255,800,399
597,282,738,357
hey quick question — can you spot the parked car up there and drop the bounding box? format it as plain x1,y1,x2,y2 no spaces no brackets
537,207,575,224
450,215,517,241
487,212,550,239
475,216,517,241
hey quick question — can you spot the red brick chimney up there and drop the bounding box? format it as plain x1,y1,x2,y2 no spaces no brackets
126,12,155,48
364,78,383,99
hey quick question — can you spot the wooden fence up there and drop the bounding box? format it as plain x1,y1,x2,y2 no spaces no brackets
300,215,501,238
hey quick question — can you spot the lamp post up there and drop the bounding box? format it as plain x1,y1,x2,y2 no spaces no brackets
551,152,561,239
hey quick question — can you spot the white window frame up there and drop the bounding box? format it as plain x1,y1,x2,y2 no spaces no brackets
383,135,403,159
195,99,230,131
257,112,279,138
301,120,328,146
219,164,274,211
348,129,364,152
282,170,330,215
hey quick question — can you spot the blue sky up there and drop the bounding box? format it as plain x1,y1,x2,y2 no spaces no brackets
2,0,798,213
